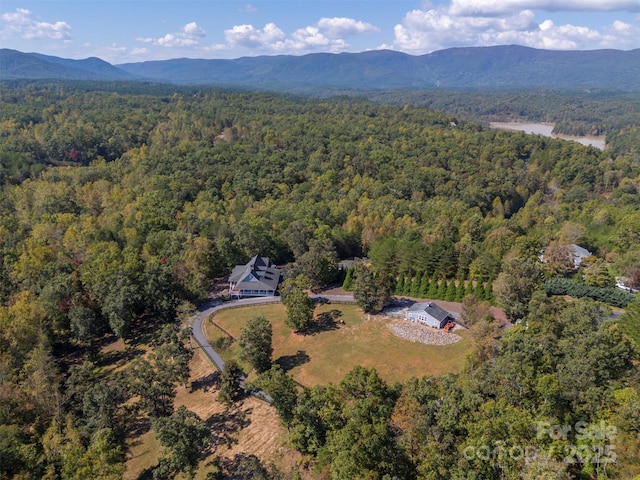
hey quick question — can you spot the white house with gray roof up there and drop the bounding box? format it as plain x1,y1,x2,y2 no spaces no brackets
568,244,591,268
228,255,281,298
539,243,592,269
406,302,454,329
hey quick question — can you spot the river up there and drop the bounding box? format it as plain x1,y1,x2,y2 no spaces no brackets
490,122,606,150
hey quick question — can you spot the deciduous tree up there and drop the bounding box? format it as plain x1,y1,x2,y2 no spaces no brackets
152,406,210,480
238,315,273,373
283,287,314,333
352,263,393,314
255,365,298,427
218,360,244,404
494,257,544,320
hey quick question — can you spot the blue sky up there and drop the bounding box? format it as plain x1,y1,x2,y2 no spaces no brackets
1,1,639,63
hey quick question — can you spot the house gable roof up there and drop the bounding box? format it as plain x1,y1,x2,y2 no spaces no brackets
408,302,452,323
569,244,591,262
229,255,281,292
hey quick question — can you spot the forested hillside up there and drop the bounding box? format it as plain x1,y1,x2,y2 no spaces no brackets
0,82,639,479
368,89,640,142
4,46,640,91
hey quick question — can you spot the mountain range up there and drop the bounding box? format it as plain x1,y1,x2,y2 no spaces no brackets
2,45,639,91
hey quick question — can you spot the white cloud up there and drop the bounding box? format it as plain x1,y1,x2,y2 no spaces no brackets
394,3,639,53
87,44,154,63
1,8,71,40
183,22,205,37
599,19,640,48
394,8,540,52
612,20,631,31
316,17,379,38
137,21,206,48
291,26,331,47
220,17,377,54
449,0,640,15
224,23,285,48
238,4,258,14
203,43,228,52
130,47,149,56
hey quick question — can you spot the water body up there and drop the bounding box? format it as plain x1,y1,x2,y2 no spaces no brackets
490,122,606,150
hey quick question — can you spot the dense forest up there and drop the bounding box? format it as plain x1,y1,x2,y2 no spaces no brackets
367,89,640,142
0,82,639,479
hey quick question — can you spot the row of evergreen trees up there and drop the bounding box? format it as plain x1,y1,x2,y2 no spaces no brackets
342,268,493,303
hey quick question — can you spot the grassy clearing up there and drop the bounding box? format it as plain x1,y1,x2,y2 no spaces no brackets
206,302,472,387
122,347,295,479
99,332,297,480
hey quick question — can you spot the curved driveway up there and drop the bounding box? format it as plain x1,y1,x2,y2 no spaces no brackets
190,294,354,372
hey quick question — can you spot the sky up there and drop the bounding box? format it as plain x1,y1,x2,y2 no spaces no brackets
1,1,639,63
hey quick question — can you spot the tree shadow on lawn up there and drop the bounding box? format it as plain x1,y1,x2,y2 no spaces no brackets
212,453,275,479
206,405,252,450
275,350,310,372
306,309,344,335
190,371,220,393
126,415,152,443
128,314,166,347
135,467,154,480
97,345,145,369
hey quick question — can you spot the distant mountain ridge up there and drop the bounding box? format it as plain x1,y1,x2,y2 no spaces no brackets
2,45,639,91
0,49,137,81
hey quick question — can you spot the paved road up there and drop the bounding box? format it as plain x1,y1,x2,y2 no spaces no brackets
190,296,282,372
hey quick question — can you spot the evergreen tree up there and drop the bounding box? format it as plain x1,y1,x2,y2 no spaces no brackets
410,275,421,297
454,276,465,302
427,274,439,298
419,272,430,297
464,278,475,298
483,281,494,302
473,279,485,298
395,275,405,296
342,267,354,291
445,279,457,301
436,278,447,299
403,274,413,296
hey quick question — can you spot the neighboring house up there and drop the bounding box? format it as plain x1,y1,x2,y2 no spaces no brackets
568,244,591,268
539,243,592,269
228,255,281,298
406,302,454,329
337,259,355,271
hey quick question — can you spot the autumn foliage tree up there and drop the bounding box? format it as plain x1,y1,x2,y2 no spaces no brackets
493,257,544,320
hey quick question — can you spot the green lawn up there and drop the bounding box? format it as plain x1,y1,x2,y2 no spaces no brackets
205,302,472,386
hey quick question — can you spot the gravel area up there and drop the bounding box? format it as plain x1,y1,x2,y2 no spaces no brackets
387,320,462,345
